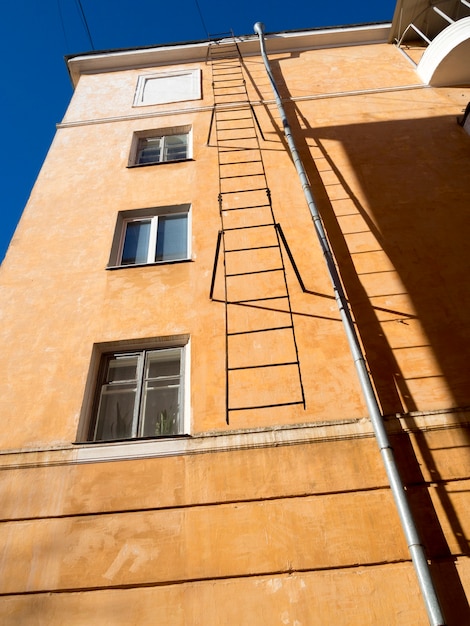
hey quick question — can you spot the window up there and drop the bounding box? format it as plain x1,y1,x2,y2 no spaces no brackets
108,205,191,267
134,69,201,106
129,126,191,166
137,134,188,164
121,213,188,265
89,344,188,442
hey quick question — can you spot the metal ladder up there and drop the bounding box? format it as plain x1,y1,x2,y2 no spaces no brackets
208,34,305,423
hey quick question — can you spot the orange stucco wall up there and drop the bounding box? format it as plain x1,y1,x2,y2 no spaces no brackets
0,31,469,625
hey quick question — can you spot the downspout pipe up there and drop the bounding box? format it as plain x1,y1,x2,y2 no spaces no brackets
253,22,446,626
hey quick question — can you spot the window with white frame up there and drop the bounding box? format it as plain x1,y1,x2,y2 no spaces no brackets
134,69,201,106
108,205,191,267
129,126,191,166
89,343,188,442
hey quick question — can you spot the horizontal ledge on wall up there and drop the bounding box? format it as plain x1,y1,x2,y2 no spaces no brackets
0,407,469,469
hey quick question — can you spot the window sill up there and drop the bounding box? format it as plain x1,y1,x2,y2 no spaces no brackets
74,435,192,463
76,434,191,445
106,258,193,271
127,158,194,169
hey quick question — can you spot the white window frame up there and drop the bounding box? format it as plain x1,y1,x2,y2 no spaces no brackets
133,69,201,106
129,125,192,167
78,335,191,444
108,204,191,268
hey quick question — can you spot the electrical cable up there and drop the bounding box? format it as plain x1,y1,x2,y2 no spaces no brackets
57,0,70,51
194,0,210,39
75,0,95,50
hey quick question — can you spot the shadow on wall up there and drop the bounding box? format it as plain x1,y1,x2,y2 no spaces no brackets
259,55,470,624
308,114,470,416
298,113,470,625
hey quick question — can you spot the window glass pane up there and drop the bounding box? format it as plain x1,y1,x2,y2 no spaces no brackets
155,214,188,262
141,383,180,436
146,348,181,379
90,346,185,442
94,384,136,440
140,349,182,437
122,220,151,265
163,134,188,161
107,356,138,382
137,137,162,164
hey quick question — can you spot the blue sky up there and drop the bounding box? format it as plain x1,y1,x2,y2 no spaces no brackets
0,0,397,262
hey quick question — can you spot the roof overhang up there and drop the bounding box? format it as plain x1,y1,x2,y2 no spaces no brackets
66,23,390,87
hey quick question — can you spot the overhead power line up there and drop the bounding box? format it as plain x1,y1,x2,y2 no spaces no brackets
75,0,95,50
57,0,70,50
194,0,210,39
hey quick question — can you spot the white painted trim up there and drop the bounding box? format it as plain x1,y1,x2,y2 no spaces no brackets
417,16,470,85
67,24,391,87
133,68,201,106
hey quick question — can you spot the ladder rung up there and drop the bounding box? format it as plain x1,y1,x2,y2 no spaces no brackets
215,130,257,135
212,66,241,72
214,104,251,111
213,87,245,93
210,55,239,60
220,187,267,195
214,105,252,111
227,294,287,302
228,361,299,372
220,173,265,180
226,267,283,277
217,136,258,141
216,112,251,117
221,189,268,196
210,49,238,53
220,160,262,166
214,92,247,98
214,102,250,107
216,125,255,131
212,67,242,73
228,325,293,337
213,77,245,83
224,222,274,231
221,186,267,193
213,83,245,89
225,245,278,254
218,147,261,153
220,203,271,211
228,400,304,412
217,136,257,141
211,64,240,70
216,117,252,123
219,156,261,162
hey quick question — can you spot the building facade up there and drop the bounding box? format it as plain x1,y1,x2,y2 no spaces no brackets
0,3,470,624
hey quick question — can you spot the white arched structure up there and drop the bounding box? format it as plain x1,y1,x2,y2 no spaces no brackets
417,16,470,85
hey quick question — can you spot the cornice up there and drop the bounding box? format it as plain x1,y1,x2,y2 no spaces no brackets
66,23,391,87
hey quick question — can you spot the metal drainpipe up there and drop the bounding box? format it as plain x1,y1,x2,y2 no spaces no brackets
253,22,446,626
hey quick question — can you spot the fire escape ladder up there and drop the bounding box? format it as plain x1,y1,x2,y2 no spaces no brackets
208,37,305,423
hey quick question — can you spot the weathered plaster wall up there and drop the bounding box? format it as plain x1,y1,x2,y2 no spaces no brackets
0,34,469,625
